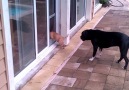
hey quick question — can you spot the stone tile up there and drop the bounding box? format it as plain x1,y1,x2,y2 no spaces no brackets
68,56,80,63
47,57,65,67
73,70,91,80
66,87,82,90
78,63,94,72
73,49,88,57
86,50,93,58
123,81,129,90
84,81,105,90
73,79,87,89
64,62,80,70
58,68,76,77
51,75,76,87
77,57,89,63
86,59,98,67
127,65,129,71
89,73,107,83
99,53,115,62
104,84,123,90
103,49,119,56
30,65,57,83
22,82,42,90
106,75,124,86
93,64,111,75
41,64,58,73
46,84,66,90
82,41,91,46
97,59,113,66
109,68,126,77
125,71,129,81
106,47,118,51
78,44,91,51
111,61,125,70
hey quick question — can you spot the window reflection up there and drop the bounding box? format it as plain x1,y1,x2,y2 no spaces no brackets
9,0,36,76
36,0,47,52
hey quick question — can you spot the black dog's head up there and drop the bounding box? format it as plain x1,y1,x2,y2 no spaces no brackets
80,29,93,41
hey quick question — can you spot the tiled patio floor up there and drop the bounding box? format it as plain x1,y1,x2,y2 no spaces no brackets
45,9,129,90
22,0,129,90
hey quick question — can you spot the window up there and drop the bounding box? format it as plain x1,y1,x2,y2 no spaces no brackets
70,0,85,29
95,0,100,6
9,0,36,76
36,0,48,53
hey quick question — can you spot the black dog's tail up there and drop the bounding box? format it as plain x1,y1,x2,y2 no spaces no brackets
128,37,129,48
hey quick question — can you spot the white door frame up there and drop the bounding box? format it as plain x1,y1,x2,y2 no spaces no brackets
1,0,60,89
0,0,15,90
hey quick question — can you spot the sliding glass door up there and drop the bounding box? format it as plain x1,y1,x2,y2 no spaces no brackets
8,0,57,76
36,0,47,53
77,0,85,21
95,0,100,6
70,0,85,29
8,0,36,76
49,0,56,45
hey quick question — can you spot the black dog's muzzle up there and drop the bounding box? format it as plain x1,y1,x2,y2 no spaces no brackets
80,36,85,41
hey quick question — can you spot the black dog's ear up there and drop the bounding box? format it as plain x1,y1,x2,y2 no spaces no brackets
88,29,93,31
82,30,87,36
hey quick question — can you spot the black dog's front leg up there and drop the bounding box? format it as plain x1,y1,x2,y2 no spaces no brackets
93,45,98,57
89,41,98,61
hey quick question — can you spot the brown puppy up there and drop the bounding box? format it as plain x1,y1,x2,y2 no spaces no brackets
50,31,65,48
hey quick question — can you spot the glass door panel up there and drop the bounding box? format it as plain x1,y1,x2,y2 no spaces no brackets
36,0,47,53
49,0,56,46
95,0,100,6
70,0,76,29
77,0,85,21
8,0,36,76
70,0,85,29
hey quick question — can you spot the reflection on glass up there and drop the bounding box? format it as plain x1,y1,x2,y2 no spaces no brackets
95,0,100,6
49,0,56,46
49,0,55,16
70,0,76,29
70,0,85,29
8,0,36,76
77,0,85,21
36,0,47,53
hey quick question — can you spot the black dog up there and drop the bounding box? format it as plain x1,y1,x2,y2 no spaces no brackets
80,29,129,70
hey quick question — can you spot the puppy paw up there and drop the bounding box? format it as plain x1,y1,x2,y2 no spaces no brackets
89,57,95,61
